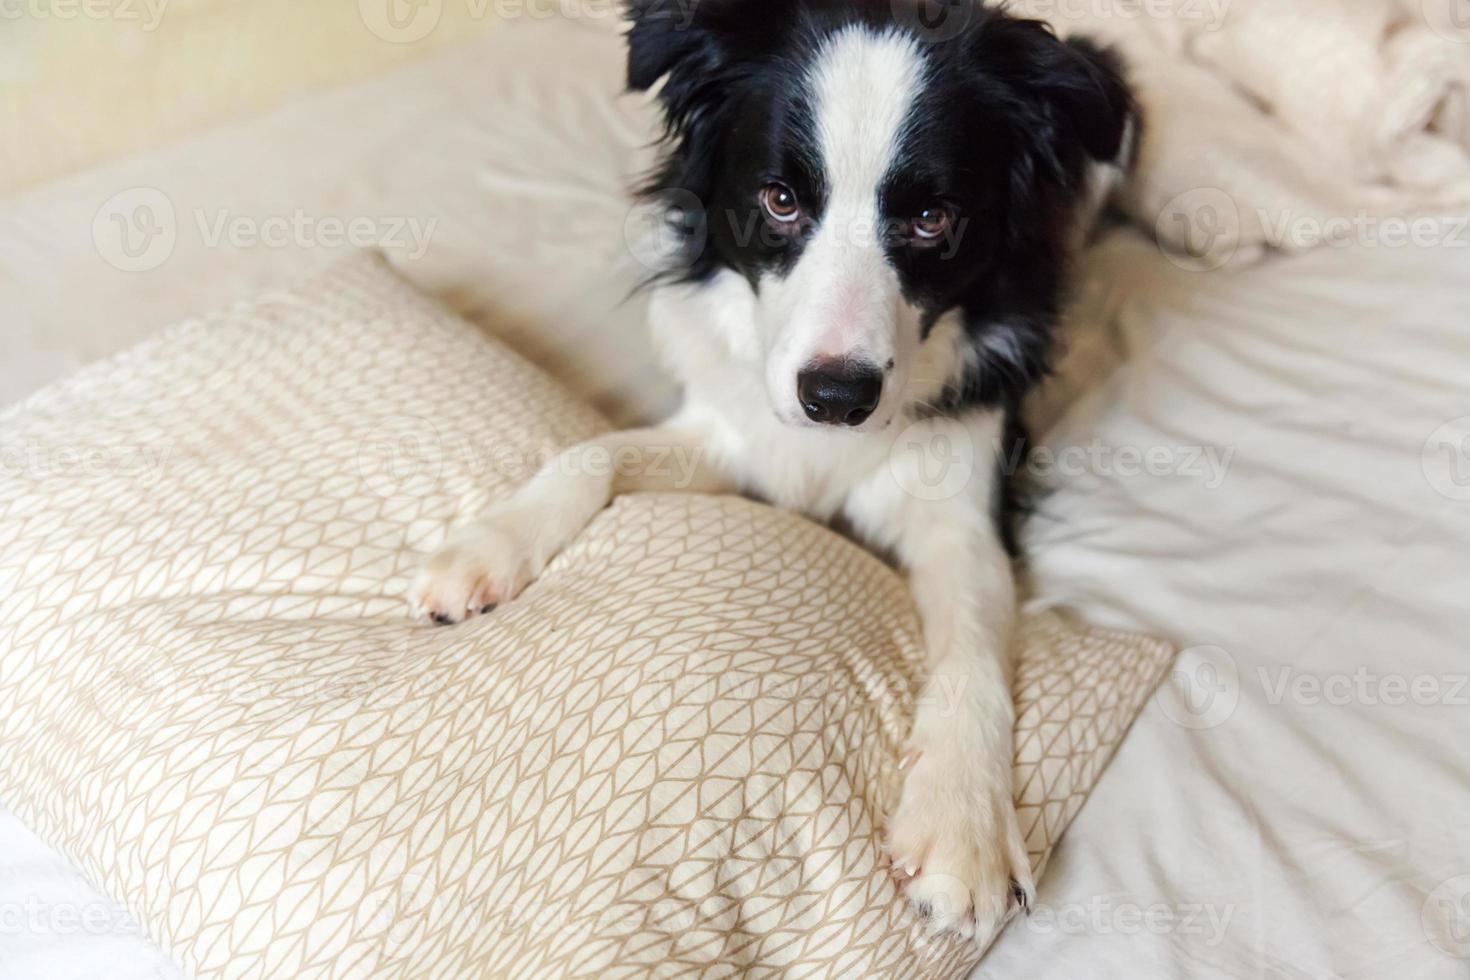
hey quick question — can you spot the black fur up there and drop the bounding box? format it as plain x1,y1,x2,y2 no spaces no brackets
625,0,1135,541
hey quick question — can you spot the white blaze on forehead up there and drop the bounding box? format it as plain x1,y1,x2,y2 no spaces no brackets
772,27,926,365
760,26,931,428
809,27,927,221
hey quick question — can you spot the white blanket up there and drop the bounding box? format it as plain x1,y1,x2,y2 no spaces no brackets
997,227,1470,980
0,809,185,980
1019,0,1470,267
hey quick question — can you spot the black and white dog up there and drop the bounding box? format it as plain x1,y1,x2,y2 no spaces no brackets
414,0,1134,943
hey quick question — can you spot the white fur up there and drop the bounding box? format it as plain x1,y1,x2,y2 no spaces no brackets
412,24,1033,945
761,28,928,432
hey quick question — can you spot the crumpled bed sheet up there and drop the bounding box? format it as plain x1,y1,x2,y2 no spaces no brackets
2,13,1468,980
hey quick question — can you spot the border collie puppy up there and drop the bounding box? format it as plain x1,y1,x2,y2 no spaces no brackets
414,0,1134,943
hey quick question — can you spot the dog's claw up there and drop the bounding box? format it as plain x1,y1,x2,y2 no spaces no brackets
1010,878,1032,915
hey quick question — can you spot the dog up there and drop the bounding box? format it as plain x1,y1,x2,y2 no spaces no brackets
412,0,1135,944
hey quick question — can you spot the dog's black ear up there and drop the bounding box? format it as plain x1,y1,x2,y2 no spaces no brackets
971,16,1135,167
1045,35,1134,164
626,0,714,92
625,0,754,147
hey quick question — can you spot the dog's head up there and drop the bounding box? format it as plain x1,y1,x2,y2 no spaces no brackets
627,0,1133,431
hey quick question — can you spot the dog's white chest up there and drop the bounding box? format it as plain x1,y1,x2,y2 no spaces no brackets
698,383,896,518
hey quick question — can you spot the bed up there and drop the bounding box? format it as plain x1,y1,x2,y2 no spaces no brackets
3,14,1468,979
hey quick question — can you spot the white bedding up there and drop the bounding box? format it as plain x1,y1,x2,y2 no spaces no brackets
3,13,1469,980
1005,234,1470,980
0,809,185,980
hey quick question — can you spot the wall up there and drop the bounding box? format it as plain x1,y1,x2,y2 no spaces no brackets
0,0,505,194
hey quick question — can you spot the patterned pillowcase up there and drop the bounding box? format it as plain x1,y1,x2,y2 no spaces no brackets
0,252,1174,978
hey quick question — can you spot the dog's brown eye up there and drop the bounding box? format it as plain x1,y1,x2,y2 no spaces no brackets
911,206,955,242
760,183,801,224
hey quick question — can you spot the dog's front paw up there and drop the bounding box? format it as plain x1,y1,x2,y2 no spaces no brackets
410,515,537,626
885,741,1034,944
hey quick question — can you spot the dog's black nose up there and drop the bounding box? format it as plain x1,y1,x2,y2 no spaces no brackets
797,362,884,427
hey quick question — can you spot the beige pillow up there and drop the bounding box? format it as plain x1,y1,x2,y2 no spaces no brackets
0,253,1173,979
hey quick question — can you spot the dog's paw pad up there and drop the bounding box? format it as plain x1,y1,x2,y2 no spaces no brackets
410,520,533,626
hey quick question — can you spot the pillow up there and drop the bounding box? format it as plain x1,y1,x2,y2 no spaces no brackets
0,252,1173,978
